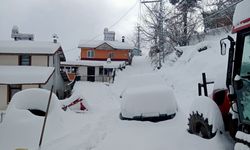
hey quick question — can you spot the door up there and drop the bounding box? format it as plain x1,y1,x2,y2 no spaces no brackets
87,67,95,82
235,33,250,124
8,84,21,103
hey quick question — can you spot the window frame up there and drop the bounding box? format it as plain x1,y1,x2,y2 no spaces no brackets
108,52,114,59
87,50,94,58
19,54,31,66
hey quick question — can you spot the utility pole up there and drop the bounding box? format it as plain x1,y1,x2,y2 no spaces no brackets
159,0,164,64
137,25,141,51
141,0,164,69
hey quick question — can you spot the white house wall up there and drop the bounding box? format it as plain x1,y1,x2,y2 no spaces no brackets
53,53,65,99
95,66,101,82
48,55,54,67
78,66,87,76
0,85,7,110
0,55,18,65
31,55,48,66
41,73,54,95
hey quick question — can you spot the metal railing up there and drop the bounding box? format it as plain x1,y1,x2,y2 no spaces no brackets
77,75,114,83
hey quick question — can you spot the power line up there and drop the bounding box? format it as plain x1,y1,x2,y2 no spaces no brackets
64,0,140,54
109,0,139,29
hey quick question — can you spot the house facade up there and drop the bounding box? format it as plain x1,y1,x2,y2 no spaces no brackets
79,41,133,62
61,60,126,82
79,28,133,64
0,40,66,110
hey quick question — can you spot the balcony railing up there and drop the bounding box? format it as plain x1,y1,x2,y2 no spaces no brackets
77,75,114,83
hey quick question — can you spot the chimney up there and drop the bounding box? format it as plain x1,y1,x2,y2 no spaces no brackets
104,27,115,41
122,36,125,42
52,34,58,43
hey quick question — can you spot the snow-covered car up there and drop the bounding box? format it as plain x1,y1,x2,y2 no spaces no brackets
120,85,178,122
120,73,165,98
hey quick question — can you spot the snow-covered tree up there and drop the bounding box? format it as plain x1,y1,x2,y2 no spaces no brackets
169,0,202,46
202,0,240,32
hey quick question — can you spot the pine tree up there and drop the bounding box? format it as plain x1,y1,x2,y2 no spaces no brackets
169,0,201,46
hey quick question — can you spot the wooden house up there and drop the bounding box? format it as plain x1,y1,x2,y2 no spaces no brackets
79,40,133,63
79,28,133,64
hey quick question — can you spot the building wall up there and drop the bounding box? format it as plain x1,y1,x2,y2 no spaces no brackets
31,55,48,66
81,48,129,61
78,66,87,76
0,55,18,65
48,55,54,67
22,84,39,90
40,53,65,99
0,84,41,110
67,73,76,81
0,85,7,110
53,53,65,99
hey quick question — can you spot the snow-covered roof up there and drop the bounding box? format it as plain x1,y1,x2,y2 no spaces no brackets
61,60,126,68
0,40,62,54
232,0,250,33
78,40,134,50
0,66,55,84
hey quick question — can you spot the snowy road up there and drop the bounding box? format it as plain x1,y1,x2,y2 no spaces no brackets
0,53,234,150
44,56,233,150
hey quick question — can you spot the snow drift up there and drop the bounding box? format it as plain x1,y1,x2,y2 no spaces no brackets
0,88,74,150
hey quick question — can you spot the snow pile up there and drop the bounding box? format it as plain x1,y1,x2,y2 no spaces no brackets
0,40,61,54
126,73,165,87
233,0,250,26
236,131,250,144
78,40,134,50
0,88,78,150
61,60,126,68
189,96,224,133
0,66,55,84
121,85,177,118
161,36,229,113
234,143,249,150
119,73,166,98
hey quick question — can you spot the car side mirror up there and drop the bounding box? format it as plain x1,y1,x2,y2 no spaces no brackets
220,41,227,55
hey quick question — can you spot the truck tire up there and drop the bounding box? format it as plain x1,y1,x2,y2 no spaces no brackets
188,111,216,139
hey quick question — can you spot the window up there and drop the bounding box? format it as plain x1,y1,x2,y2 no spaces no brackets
236,33,250,123
108,52,114,59
240,34,250,76
19,55,31,66
99,67,104,75
8,84,21,103
66,67,70,72
87,50,94,58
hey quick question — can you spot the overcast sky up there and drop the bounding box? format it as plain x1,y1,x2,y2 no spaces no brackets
0,0,140,60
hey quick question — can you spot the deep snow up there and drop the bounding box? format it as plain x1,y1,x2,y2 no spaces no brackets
0,33,235,150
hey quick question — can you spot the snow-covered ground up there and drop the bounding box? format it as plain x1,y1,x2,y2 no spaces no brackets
0,33,235,150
